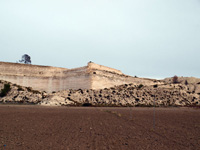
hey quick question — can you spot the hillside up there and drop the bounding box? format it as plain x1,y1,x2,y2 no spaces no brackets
0,80,46,104
0,78,199,107
164,76,200,94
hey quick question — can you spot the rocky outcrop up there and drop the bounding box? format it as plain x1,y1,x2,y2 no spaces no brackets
0,80,46,104
39,95,75,106
53,83,200,107
0,61,163,92
0,79,200,107
164,77,200,94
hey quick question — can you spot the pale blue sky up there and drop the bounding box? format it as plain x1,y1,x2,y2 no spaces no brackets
0,0,200,79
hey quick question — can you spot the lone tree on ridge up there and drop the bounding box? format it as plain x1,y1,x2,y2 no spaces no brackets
19,54,31,64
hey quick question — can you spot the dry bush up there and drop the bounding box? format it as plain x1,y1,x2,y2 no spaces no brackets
172,75,179,84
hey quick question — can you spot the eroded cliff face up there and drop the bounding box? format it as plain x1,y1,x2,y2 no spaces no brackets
0,61,158,92
90,68,161,90
0,62,68,92
0,62,92,92
0,61,199,105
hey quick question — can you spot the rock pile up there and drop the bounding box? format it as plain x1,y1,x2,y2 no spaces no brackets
0,78,200,107
0,80,46,104
52,83,200,107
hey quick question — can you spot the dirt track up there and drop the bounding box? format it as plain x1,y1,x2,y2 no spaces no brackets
0,106,200,150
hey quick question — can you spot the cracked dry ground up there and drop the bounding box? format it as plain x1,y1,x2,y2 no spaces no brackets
0,106,200,150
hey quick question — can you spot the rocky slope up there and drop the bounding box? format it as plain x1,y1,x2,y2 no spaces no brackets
164,76,200,94
48,83,199,107
1,78,199,107
0,80,46,104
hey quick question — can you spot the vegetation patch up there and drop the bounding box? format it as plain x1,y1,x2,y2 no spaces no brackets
26,87,32,92
26,87,40,94
17,86,24,91
0,84,11,97
31,90,40,94
135,104,154,107
153,84,158,88
82,103,92,107
138,84,143,89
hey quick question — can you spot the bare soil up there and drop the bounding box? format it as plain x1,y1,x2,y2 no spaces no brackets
0,106,200,150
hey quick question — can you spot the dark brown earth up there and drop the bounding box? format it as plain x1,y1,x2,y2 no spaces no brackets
0,106,200,150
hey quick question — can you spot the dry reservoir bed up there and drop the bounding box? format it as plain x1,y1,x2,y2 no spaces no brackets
0,106,200,150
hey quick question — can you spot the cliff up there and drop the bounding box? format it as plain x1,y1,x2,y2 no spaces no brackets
0,61,159,92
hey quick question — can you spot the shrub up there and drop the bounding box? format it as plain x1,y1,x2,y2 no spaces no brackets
138,84,143,89
26,87,32,92
26,87,40,94
185,80,188,85
82,103,92,107
153,84,158,88
0,84,11,97
32,90,40,94
135,98,140,102
17,86,24,91
172,75,179,84
135,104,154,107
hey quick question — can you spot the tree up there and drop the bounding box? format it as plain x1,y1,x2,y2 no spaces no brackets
172,75,179,84
184,80,188,85
0,84,11,97
19,54,31,64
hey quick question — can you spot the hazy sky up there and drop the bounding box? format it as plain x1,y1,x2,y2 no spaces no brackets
0,0,200,79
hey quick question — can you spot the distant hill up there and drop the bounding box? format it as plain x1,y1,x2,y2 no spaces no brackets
164,76,200,84
164,77,200,94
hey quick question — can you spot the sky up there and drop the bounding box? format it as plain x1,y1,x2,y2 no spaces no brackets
0,0,200,79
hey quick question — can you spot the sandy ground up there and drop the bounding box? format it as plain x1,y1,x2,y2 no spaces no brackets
0,105,200,150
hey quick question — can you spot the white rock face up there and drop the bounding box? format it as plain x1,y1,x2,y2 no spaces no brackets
39,95,74,106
